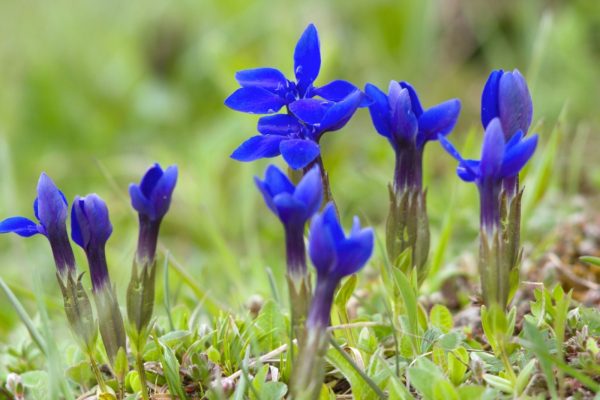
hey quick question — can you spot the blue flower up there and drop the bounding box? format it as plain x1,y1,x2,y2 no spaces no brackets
481,69,533,139
439,118,538,231
365,80,460,190
71,194,113,291
255,164,322,278
129,164,178,222
365,80,461,150
308,203,374,281
306,203,373,328
0,173,76,274
225,24,361,114
231,90,364,169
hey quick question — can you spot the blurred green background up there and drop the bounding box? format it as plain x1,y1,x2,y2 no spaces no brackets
0,0,599,341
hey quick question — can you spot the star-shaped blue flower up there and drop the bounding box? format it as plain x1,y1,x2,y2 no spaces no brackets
225,24,361,114
231,90,364,169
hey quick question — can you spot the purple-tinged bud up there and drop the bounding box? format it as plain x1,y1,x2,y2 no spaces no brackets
71,194,113,292
129,164,178,262
481,69,533,140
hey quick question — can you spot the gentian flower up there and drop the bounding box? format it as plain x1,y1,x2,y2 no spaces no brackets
364,81,459,284
71,194,114,291
0,173,76,276
231,89,364,169
255,164,322,279
129,163,178,262
225,24,361,115
365,80,460,190
438,118,538,234
291,203,373,399
307,203,374,328
481,69,533,197
481,69,533,139
71,194,126,364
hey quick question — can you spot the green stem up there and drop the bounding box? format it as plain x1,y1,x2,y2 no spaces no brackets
89,354,109,393
500,348,517,383
135,350,150,400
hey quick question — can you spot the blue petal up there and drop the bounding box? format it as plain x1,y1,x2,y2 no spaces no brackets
235,68,288,92
390,87,418,144
71,198,85,248
150,165,178,220
313,80,359,102
321,203,344,243
498,69,533,138
264,164,295,196
417,99,461,146
293,166,323,219
308,203,337,274
289,99,331,125
319,90,363,133
254,177,278,215
480,118,505,179
294,24,321,96
505,130,524,151
36,173,68,234
231,135,285,162
365,83,391,138
399,81,424,117
335,227,374,277
437,134,466,164
0,217,41,237
72,195,112,248
481,70,503,129
280,139,320,170
139,163,163,198
257,114,303,136
224,87,286,114
129,184,155,220
457,160,480,182
500,134,538,178
272,193,307,227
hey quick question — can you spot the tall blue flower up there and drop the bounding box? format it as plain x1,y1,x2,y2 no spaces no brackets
438,118,538,234
255,164,322,279
71,194,113,291
307,203,374,328
225,24,360,115
365,81,460,190
0,173,76,276
71,194,126,364
291,203,373,398
231,89,364,169
481,69,533,140
129,163,178,262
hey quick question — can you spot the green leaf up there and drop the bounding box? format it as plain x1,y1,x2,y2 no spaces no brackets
580,256,600,267
408,358,444,400
156,338,187,399
391,268,420,354
327,345,376,400
515,359,537,395
253,300,286,352
432,380,459,400
66,361,95,386
482,374,513,394
448,347,468,385
430,304,453,334
21,371,49,400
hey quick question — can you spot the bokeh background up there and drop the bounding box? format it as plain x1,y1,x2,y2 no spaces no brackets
0,0,599,341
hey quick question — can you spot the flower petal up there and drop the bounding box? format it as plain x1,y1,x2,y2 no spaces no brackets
264,164,295,195
399,81,424,117
457,160,480,182
224,87,286,114
500,134,538,178
313,80,359,102
0,217,41,237
335,227,374,277
480,118,505,179
129,184,155,220
235,68,288,92
257,114,303,136
289,99,331,125
150,165,178,220
319,90,363,133
481,69,502,129
279,139,320,170
36,173,69,234
417,98,461,145
390,87,418,144
308,203,337,274
273,193,306,227
498,69,533,138
294,23,321,95
139,163,164,198
365,83,392,138
293,166,323,219
231,135,285,162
